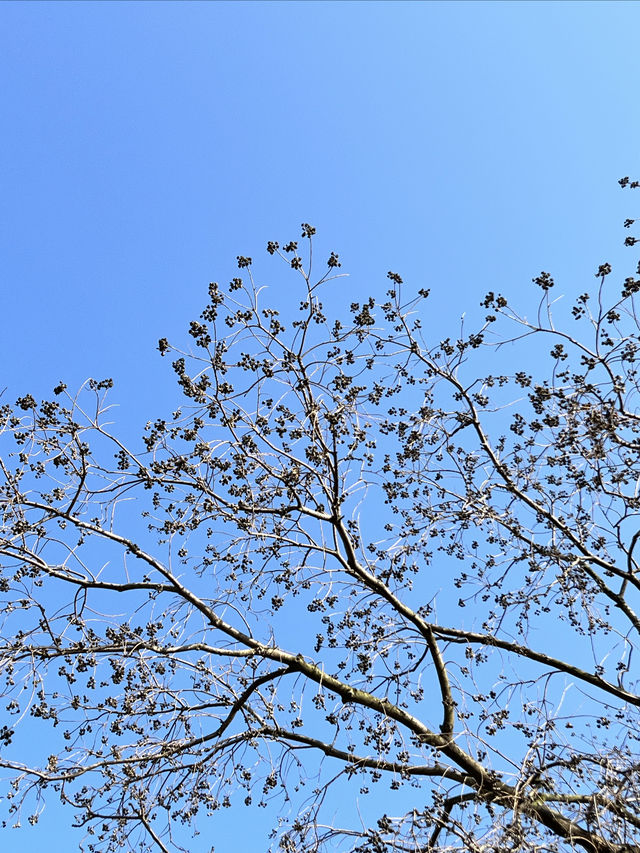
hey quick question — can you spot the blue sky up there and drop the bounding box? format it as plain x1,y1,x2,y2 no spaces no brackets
1,1,640,850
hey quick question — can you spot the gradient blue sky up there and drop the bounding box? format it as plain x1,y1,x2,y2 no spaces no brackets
2,2,640,850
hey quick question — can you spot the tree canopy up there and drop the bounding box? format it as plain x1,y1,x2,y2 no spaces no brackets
1,180,640,853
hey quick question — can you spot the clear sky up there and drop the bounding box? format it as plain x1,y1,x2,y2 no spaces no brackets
1,1,640,850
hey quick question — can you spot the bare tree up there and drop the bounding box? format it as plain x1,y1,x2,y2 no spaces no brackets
2,182,640,853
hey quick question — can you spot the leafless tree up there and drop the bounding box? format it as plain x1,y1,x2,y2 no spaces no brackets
2,181,640,853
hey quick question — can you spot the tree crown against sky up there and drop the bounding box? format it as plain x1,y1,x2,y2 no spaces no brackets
1,181,640,853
